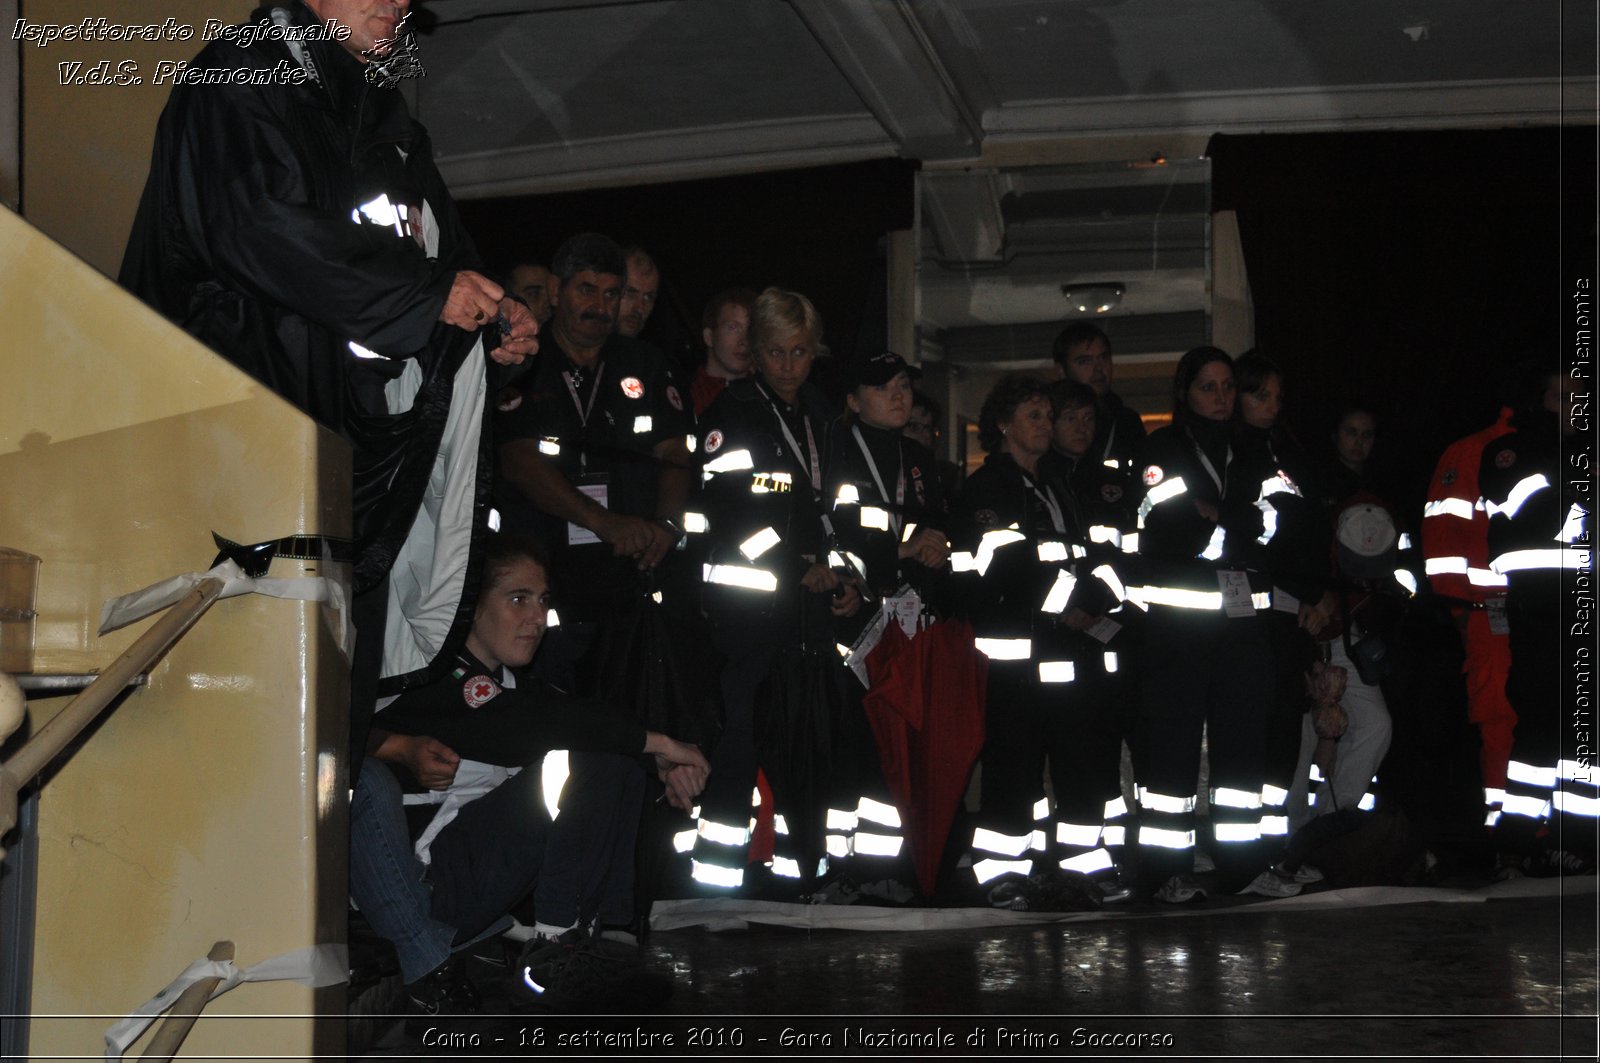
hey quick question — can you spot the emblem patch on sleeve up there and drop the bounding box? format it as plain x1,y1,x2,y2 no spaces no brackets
463,675,501,707
620,376,645,399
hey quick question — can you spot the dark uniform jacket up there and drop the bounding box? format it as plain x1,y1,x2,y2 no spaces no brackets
1229,423,1330,605
494,334,692,619
1094,392,1148,471
823,420,948,601
696,377,838,621
377,648,647,776
1481,411,1587,621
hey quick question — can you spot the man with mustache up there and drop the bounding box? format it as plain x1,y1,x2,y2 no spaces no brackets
494,233,693,688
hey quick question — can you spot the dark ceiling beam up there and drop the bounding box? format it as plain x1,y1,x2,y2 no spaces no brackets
787,0,983,162
936,311,1209,364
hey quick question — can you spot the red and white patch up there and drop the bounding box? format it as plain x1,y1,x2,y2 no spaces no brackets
462,675,501,708
704,429,725,454
620,376,645,400
1142,465,1164,487
665,385,684,412
1493,449,1516,469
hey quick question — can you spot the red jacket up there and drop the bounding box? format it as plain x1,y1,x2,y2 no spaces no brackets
1421,408,1514,605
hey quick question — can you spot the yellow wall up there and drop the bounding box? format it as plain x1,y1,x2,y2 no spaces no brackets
0,207,349,1058
18,0,252,275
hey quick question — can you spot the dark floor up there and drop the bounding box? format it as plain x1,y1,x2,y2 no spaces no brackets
358,877,1598,1060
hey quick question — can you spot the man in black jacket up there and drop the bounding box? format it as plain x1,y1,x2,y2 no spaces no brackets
119,0,538,773
1052,322,1147,471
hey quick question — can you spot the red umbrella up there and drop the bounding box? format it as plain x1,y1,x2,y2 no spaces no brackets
861,617,987,897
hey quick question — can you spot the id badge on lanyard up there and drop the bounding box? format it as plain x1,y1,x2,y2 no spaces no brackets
563,363,605,475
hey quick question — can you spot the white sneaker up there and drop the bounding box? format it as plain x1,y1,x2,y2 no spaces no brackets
1238,869,1303,898
1192,850,1216,873
1155,874,1207,904
1274,861,1324,884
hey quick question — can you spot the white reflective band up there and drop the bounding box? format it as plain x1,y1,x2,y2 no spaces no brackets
690,860,744,888
750,786,762,808
739,527,782,561
1146,476,1188,507
857,796,903,829
1560,503,1588,544
1032,798,1052,822
1423,497,1476,521
976,637,1033,660
703,563,778,592
1131,586,1223,610
1557,760,1590,781
859,506,891,531
1356,794,1376,811
1138,787,1197,814
1089,525,1122,545
1103,651,1119,673
1072,543,1088,558
1102,825,1127,847
1259,815,1289,836
1395,570,1419,596
1030,829,1049,853
1060,848,1116,875
1252,591,1271,609
971,828,1034,857
845,551,866,575
853,831,904,857
1307,793,1317,807
1492,548,1585,574
683,511,709,534
827,551,847,569
1038,660,1076,683
770,856,802,878
1551,791,1600,818
1309,765,1326,783
1037,540,1070,562
972,857,1032,885
697,818,751,847
835,643,852,659
672,828,697,854
826,808,859,832
1487,474,1550,520
1212,787,1263,810
1214,821,1262,843
773,814,790,836
897,522,919,546
1507,760,1558,789
1501,794,1551,819
1260,784,1290,807
1040,570,1078,614
1484,810,1502,827
1426,556,1468,575
1398,533,1414,549
703,448,755,476
835,483,861,505
1261,472,1299,498
487,507,501,532
1104,796,1129,819
546,608,561,629
354,192,404,232
1256,507,1279,545
542,750,570,820
691,805,702,819
1092,564,1127,602
1139,826,1196,850
975,528,1027,576
1120,532,1140,554
1468,567,1509,587
537,437,561,456
1484,787,1507,805
1056,822,1104,847
950,550,979,572
1199,525,1226,561
633,415,653,434
349,340,384,360
825,835,851,858
686,434,698,453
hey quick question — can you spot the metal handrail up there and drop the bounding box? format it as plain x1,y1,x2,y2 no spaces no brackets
0,577,226,860
139,940,234,1062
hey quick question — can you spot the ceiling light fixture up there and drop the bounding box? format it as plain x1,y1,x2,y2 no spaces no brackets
1060,283,1124,315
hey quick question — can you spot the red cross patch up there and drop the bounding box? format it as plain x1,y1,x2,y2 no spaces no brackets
1142,465,1164,486
1493,449,1515,469
462,675,501,708
665,385,684,412
1102,484,1124,503
620,376,645,400
704,429,724,454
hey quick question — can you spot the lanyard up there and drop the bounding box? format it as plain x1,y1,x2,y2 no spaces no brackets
1101,418,1118,464
1021,468,1067,534
1187,429,1231,496
561,362,605,428
851,424,906,534
754,382,821,494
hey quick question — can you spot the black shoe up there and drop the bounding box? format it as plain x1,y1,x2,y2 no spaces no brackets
403,955,482,1035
